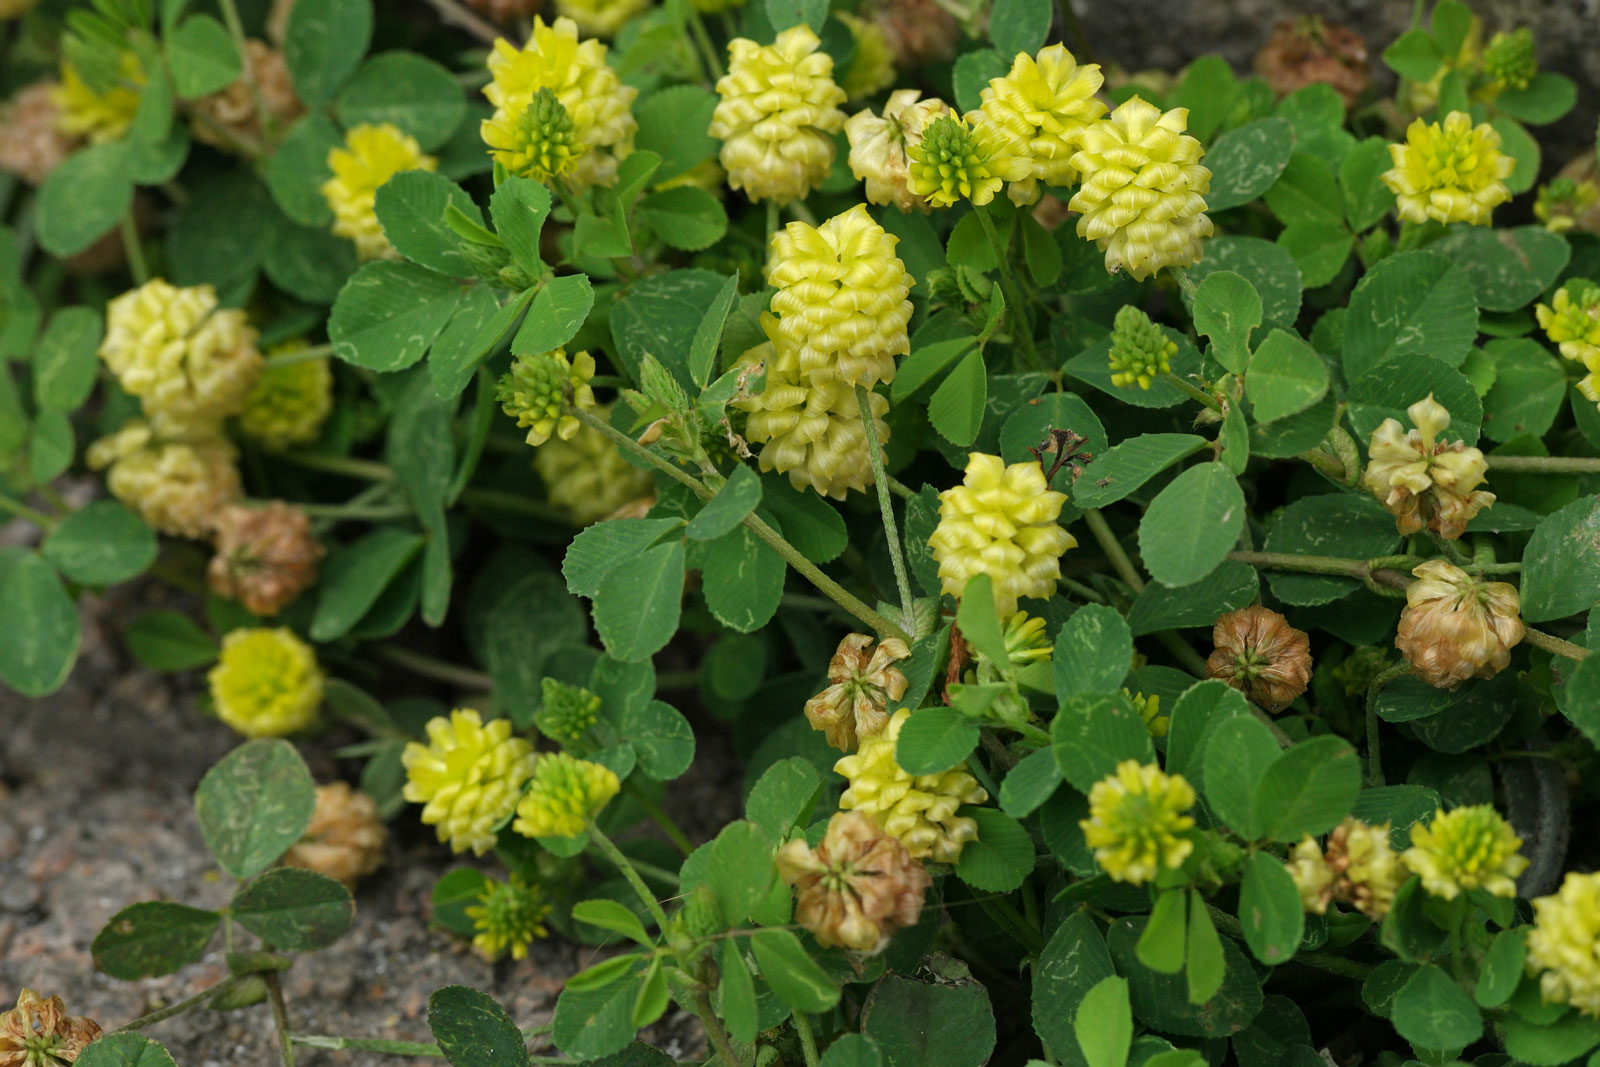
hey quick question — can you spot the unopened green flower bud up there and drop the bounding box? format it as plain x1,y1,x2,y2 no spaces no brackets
1482,28,1536,91
535,677,601,748
1107,305,1175,390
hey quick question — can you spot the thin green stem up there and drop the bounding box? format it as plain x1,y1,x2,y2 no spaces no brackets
293,502,411,521
276,451,393,481
1083,509,1143,592
973,205,1042,371
792,1011,821,1067
265,343,334,368
1524,627,1591,662
695,989,745,1067
1208,905,1372,977
857,383,915,628
373,644,494,691
113,976,247,1033
1158,372,1221,413
686,9,725,82
884,473,915,500
0,494,58,530
623,780,695,857
586,820,671,932
120,211,148,284
290,1035,443,1057
573,407,909,641
1485,454,1600,474
263,972,296,1067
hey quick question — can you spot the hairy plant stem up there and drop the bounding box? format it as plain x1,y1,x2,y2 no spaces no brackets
1484,454,1600,474
573,407,909,641
622,780,695,856
1158,372,1221,413
974,205,1043,371
695,989,744,1067
264,971,296,1067
586,820,672,932
112,975,247,1033
265,343,335,367
856,383,916,627
792,1011,821,1067
0,494,59,530
1083,509,1143,591
120,211,148,285
373,644,494,691
1523,627,1592,662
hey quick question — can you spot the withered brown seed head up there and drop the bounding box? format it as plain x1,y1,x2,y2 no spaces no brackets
191,40,303,154
803,633,911,751
0,989,103,1067
776,811,931,955
208,500,325,617
1395,560,1524,690
1205,605,1312,712
281,782,387,890
0,82,78,186
870,0,961,68
1253,18,1371,109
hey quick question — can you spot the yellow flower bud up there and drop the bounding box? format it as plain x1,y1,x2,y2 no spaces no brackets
482,18,637,191
87,419,242,538
1123,689,1168,739
1534,176,1600,236
208,627,323,739
836,12,896,101
905,111,1028,208
52,52,143,143
844,90,953,214
482,87,579,184
1068,95,1213,281
238,341,333,450
710,26,847,205
835,708,988,863
100,279,263,424
512,751,620,838
1381,111,1513,226
978,44,1107,205
767,203,913,388
1527,871,1600,1017
1396,560,1524,689
1535,283,1600,365
403,709,537,855
776,810,931,954
927,452,1075,618
322,123,438,261
534,406,655,524
497,347,597,446
1402,804,1527,901
1362,394,1494,540
1079,759,1195,885
1107,304,1176,389
804,633,911,751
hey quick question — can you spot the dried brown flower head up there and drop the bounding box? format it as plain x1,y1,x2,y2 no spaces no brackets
208,500,325,616
776,810,931,954
0,989,102,1067
870,0,960,68
281,782,387,890
1287,818,1403,920
803,633,911,751
1206,605,1312,712
1363,395,1493,540
191,40,303,154
1396,559,1524,689
0,82,78,186
1253,17,1371,109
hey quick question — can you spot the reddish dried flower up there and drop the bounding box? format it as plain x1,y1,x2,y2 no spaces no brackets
804,633,911,750
282,782,387,890
1253,18,1371,110
208,500,325,616
776,811,931,954
1206,605,1312,712
1395,560,1524,689
0,989,102,1067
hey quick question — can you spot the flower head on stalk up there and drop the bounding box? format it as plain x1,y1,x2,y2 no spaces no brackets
1362,394,1494,540
1205,606,1312,712
209,627,323,739
777,811,931,954
1527,871,1600,1017
977,44,1107,205
402,709,537,855
804,633,911,751
1396,560,1524,689
905,112,1027,209
1079,760,1195,885
1381,110,1512,226
512,752,620,838
835,708,987,863
1402,804,1527,900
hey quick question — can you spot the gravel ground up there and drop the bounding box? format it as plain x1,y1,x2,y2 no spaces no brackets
0,570,740,1065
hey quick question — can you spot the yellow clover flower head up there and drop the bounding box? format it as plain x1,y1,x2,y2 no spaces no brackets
467,874,551,962
496,347,597,446
1381,111,1513,227
1079,759,1195,885
1396,559,1524,690
1108,304,1177,389
483,87,579,183
1534,177,1600,235
53,51,143,143
483,17,638,191
978,43,1107,205
512,751,621,838
844,90,954,214
837,12,896,101
710,26,847,205
1286,817,1403,920
403,709,537,855
322,123,439,261
927,452,1075,618
86,419,242,538
535,406,655,523
1401,805,1528,900
100,279,263,425
905,111,1026,209
734,319,891,500
207,627,323,739
1481,28,1536,91
553,0,649,38
767,204,913,388
1068,95,1213,281
1527,871,1600,1017
1534,282,1600,365
1362,394,1494,540
835,708,988,863
238,341,334,450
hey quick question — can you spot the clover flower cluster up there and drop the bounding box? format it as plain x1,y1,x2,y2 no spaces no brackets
323,123,439,261
1381,110,1513,227
1287,817,1403,920
1363,395,1494,540
1079,760,1196,885
1536,283,1600,410
208,627,325,739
